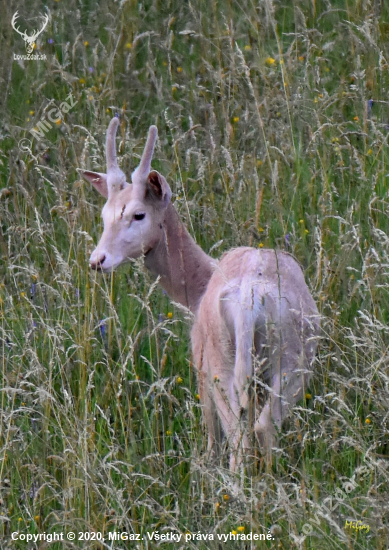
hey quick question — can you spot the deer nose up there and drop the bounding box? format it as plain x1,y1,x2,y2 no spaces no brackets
90,254,106,270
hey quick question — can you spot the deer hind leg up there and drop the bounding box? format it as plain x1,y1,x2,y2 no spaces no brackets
212,377,249,472
218,288,259,471
196,324,248,472
254,336,282,462
198,335,244,471
254,324,312,461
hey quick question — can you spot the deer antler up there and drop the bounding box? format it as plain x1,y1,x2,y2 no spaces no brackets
106,116,120,172
105,116,127,196
131,125,158,187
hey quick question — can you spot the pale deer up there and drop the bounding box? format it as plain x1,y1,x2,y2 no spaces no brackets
79,117,320,471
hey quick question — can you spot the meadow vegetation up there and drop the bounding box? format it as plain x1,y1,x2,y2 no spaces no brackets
0,0,388,547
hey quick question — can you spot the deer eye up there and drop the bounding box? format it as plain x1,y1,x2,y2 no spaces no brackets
133,212,145,221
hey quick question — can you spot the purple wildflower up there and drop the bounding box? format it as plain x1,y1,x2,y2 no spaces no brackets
99,320,106,339
367,99,374,119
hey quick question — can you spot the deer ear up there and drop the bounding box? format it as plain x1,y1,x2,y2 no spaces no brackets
78,169,108,198
146,170,172,204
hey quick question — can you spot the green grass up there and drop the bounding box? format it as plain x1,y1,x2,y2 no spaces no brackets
1,0,389,548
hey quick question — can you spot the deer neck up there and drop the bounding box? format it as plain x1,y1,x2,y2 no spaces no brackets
144,203,214,313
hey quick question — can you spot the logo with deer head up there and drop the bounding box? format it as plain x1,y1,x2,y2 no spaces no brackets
11,11,49,54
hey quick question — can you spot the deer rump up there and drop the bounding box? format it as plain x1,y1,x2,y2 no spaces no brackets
191,247,319,470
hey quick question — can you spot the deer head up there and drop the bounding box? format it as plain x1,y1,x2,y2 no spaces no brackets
79,117,171,272
11,11,49,54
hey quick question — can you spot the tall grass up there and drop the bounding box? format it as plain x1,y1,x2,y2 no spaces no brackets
0,0,388,548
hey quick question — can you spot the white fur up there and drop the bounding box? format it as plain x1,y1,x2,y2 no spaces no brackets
79,118,320,471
